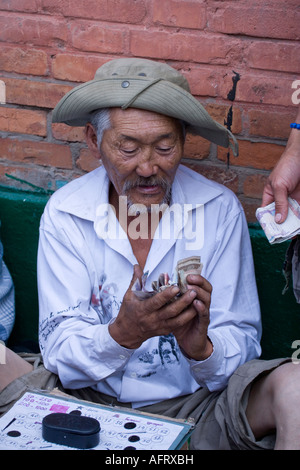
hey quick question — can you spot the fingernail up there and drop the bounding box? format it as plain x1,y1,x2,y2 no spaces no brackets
171,286,180,294
275,213,282,223
189,289,197,298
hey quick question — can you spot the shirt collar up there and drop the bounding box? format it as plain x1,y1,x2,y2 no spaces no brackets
56,166,109,221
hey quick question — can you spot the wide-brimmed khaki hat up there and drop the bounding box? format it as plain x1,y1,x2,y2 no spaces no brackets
52,58,238,156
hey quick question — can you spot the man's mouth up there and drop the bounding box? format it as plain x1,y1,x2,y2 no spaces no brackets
122,176,168,195
135,184,162,195
121,176,172,208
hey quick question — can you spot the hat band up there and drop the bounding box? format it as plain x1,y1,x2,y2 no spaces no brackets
121,78,163,110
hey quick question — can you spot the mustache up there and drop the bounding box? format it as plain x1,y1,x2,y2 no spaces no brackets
122,176,171,193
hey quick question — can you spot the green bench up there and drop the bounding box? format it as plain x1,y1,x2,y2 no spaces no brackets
0,185,299,359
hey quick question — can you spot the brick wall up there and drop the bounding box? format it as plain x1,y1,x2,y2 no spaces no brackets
0,0,299,221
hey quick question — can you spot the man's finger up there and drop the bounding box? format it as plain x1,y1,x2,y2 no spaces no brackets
186,274,212,293
262,184,289,224
273,188,289,223
128,264,143,289
146,285,181,311
161,289,198,318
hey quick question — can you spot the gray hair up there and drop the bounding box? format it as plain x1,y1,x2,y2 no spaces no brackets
89,108,112,150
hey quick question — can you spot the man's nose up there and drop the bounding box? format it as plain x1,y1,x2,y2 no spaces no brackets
136,150,157,178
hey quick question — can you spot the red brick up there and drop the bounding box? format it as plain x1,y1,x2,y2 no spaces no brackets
0,0,38,12
0,138,73,169
209,5,300,40
0,13,68,47
70,20,124,54
153,0,206,29
261,0,300,5
221,73,298,107
2,78,72,109
205,104,242,135
0,107,47,136
52,54,109,82
0,164,71,193
130,30,239,64
0,164,37,189
77,148,101,172
52,123,86,142
249,109,295,140
0,46,48,76
41,0,147,23
243,174,268,199
242,200,261,223
0,0,298,210
183,135,211,160
180,66,219,97
218,140,285,170
248,41,300,74
183,162,239,194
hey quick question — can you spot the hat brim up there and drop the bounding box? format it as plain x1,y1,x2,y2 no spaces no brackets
52,77,238,155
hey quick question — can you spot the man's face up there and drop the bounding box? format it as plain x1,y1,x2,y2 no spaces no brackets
98,108,185,209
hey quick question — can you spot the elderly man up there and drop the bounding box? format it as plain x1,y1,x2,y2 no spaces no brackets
0,58,299,450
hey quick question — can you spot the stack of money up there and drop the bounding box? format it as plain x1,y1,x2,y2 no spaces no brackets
256,198,300,244
132,256,203,299
176,256,203,293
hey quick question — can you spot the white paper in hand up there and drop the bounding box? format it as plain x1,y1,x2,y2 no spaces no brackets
256,198,300,244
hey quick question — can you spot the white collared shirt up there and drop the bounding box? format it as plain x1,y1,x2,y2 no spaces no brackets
38,165,261,407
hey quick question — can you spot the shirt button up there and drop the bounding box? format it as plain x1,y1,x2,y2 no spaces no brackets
119,354,126,360
121,80,130,88
130,372,137,378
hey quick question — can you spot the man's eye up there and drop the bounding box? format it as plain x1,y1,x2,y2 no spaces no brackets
121,148,138,155
157,147,172,154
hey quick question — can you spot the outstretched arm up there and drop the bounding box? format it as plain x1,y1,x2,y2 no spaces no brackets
262,107,300,223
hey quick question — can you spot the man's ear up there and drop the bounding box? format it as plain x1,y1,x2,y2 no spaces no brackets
85,123,100,156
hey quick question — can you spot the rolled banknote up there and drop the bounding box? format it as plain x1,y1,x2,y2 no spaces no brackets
176,256,203,293
132,256,203,299
256,198,300,244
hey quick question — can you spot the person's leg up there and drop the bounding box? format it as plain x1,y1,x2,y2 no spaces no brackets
246,361,300,450
0,344,33,393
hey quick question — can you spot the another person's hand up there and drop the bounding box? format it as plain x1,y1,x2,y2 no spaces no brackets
262,108,300,223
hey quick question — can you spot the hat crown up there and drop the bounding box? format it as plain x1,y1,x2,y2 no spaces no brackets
94,58,190,92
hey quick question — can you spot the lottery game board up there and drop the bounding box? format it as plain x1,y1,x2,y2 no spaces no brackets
0,391,193,450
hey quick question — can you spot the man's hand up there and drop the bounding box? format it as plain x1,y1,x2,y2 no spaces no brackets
109,265,201,349
109,266,213,362
172,273,213,361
